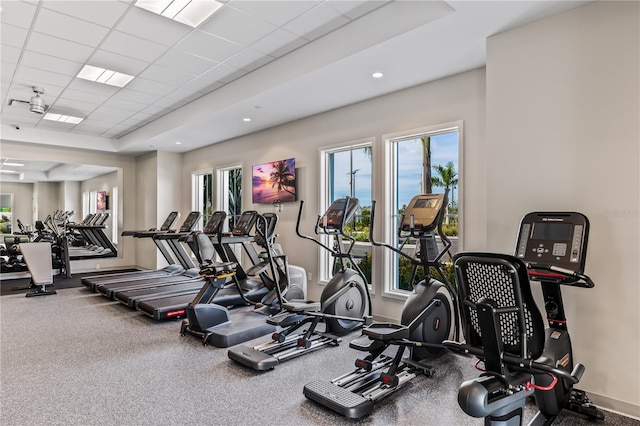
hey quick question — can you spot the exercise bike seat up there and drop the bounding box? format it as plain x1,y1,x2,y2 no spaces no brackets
282,299,321,313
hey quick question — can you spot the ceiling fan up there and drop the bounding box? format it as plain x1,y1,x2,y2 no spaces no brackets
8,86,49,114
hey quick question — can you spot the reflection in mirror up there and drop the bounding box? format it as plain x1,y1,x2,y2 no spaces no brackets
0,158,123,260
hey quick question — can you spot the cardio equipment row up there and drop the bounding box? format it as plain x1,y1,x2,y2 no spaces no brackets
296,197,604,425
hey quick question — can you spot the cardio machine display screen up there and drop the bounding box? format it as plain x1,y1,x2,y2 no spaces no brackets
531,222,572,241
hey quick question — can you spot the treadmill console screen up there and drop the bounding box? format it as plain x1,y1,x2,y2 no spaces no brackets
179,211,202,232
515,212,589,273
203,211,226,235
159,211,179,231
320,198,359,230
232,211,257,236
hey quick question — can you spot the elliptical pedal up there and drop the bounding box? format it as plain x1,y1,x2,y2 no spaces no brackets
304,380,374,419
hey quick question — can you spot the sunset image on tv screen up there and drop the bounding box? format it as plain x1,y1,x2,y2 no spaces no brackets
252,158,296,203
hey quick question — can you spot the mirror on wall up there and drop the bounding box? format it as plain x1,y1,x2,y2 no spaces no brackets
0,158,123,255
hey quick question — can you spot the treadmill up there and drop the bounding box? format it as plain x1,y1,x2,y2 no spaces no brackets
136,211,270,321
95,211,202,298
81,211,181,291
113,211,230,308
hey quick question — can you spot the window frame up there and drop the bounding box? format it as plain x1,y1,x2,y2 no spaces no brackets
319,138,374,287
381,120,464,300
191,169,213,231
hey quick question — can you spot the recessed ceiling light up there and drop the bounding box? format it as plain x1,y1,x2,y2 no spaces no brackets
175,141,182,145
135,0,223,27
4,162,24,167
43,113,84,124
77,65,134,88
372,72,384,79
243,118,251,122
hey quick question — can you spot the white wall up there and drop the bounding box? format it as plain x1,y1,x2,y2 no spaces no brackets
182,68,487,322
486,1,639,416
135,152,159,270
33,181,60,221
0,141,137,272
62,180,81,217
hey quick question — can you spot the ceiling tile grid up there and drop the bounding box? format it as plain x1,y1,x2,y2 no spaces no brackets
2,0,371,140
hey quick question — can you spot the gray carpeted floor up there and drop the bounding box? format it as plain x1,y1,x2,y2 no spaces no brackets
1,288,637,426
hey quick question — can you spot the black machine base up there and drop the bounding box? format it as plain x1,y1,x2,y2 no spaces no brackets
25,289,57,297
228,345,279,371
202,313,276,348
304,380,374,419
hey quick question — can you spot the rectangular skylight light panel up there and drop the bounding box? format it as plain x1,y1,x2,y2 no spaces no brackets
96,70,115,84
135,0,223,27
44,113,84,124
77,65,104,81
0,170,18,174
76,65,134,88
107,72,135,88
4,162,23,167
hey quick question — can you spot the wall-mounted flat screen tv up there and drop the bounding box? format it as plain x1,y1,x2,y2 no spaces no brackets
96,191,108,211
252,158,296,204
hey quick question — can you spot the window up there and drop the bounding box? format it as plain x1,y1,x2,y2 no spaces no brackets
192,171,213,230
385,124,460,293
321,142,373,283
217,165,242,232
217,165,242,261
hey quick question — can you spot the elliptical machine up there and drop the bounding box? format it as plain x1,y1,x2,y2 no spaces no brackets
303,192,458,419
228,197,372,370
444,211,605,425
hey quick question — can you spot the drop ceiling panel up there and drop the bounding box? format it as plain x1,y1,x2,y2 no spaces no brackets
41,1,130,28
137,64,196,86
0,1,37,29
155,50,218,76
25,32,95,63
58,88,112,105
90,105,135,119
101,97,147,112
33,9,110,47
114,7,192,47
177,30,243,63
52,98,100,114
8,81,64,99
123,78,175,97
20,51,82,77
229,1,317,27
66,78,120,96
100,31,170,63
111,89,162,105
1,45,22,65
13,65,73,88
199,6,277,46
1,24,29,49
90,49,150,76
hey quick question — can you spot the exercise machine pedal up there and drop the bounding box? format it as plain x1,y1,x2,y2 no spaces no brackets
304,380,374,419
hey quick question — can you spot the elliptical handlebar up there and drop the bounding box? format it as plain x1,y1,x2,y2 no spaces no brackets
295,199,357,257
368,200,418,264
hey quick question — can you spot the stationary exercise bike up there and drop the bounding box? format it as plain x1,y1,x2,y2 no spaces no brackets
304,192,458,419
228,197,372,370
444,211,605,425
